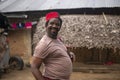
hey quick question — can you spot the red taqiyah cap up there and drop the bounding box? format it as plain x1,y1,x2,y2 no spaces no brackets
46,12,60,21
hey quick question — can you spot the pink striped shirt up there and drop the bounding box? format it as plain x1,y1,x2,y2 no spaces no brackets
34,35,72,80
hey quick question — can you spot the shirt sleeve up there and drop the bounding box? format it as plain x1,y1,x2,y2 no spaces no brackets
33,38,52,59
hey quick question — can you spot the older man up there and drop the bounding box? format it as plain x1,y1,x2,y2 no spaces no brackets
31,12,72,80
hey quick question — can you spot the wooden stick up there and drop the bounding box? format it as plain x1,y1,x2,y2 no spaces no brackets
103,12,108,24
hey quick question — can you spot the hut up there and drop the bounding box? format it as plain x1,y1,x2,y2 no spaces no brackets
34,13,120,65
0,0,120,65
31,0,120,64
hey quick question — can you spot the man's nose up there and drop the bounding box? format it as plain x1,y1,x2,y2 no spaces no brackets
52,24,58,28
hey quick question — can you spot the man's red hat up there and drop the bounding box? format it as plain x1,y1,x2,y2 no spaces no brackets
46,12,60,21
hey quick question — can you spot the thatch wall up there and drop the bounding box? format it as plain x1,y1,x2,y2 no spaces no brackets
33,14,120,49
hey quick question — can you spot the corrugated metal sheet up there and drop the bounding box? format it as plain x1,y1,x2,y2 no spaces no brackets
0,0,120,12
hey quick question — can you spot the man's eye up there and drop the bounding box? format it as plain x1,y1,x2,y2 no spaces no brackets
49,22,60,26
56,23,60,26
50,22,54,25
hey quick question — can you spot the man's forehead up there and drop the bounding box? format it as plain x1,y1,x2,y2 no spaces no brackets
49,18,60,23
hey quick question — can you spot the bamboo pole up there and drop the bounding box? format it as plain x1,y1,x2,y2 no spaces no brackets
102,12,108,24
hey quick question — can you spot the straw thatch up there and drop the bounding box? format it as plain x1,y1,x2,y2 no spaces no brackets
33,14,120,49
0,34,6,61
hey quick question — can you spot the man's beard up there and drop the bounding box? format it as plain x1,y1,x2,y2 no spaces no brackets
50,31,58,39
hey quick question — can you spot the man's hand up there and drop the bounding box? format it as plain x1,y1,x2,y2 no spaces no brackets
30,57,44,80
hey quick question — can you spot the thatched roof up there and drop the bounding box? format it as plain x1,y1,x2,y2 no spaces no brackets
33,14,120,49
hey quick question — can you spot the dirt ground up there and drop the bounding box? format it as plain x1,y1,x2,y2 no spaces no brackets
1,66,120,80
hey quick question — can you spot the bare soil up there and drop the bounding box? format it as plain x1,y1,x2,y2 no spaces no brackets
1,66,120,80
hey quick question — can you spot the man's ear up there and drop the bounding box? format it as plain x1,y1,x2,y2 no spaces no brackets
45,21,49,27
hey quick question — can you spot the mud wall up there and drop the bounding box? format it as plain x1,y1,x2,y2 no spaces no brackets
8,29,31,62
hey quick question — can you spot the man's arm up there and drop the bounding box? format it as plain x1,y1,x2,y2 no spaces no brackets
30,56,44,80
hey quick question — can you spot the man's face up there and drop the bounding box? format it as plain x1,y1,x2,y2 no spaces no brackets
46,18,61,39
